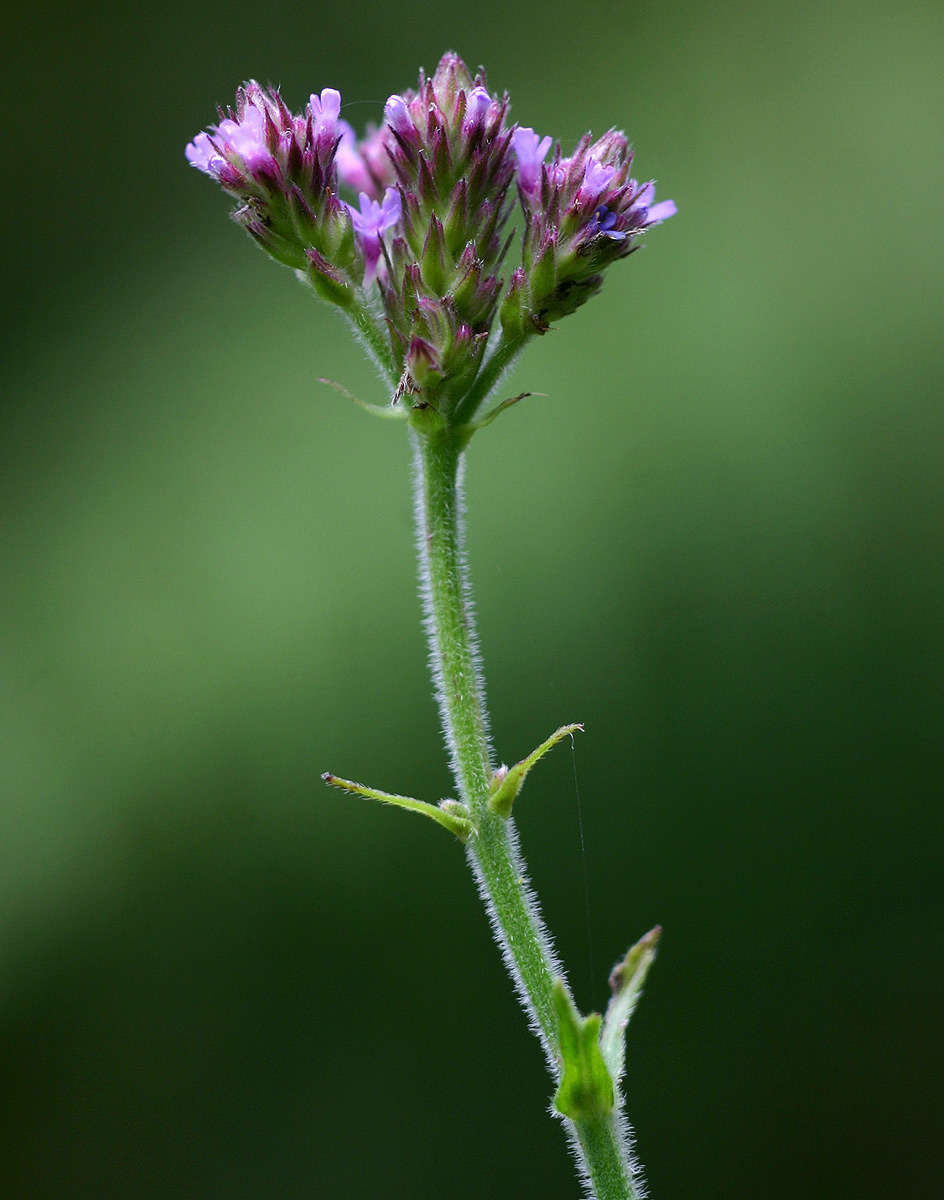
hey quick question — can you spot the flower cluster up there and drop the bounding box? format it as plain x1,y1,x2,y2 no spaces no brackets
503,127,676,332
185,81,363,303
186,52,674,418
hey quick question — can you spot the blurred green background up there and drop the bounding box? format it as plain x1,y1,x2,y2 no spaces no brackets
2,0,942,1196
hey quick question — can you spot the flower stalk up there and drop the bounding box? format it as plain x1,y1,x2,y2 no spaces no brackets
412,423,645,1198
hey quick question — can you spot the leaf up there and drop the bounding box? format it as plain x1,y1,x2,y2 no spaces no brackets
600,926,661,1083
552,982,615,1121
321,773,474,841
471,390,547,431
316,377,408,421
488,723,583,819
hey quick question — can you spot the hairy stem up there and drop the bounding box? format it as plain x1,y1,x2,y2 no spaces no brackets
412,427,641,1199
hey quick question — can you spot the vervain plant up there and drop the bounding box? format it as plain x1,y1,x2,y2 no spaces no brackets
186,51,675,1199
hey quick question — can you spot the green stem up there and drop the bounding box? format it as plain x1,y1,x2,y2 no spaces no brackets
412,427,641,1199
576,1115,638,1200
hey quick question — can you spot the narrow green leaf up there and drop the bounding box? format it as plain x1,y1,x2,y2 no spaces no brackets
316,377,409,421
469,390,548,432
552,982,615,1121
321,773,474,841
600,926,662,1083
488,723,584,819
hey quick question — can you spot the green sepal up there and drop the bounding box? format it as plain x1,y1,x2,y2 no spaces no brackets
552,982,615,1121
420,216,450,296
600,926,661,1083
499,271,527,338
305,247,354,308
488,723,583,819
322,773,474,842
529,238,558,308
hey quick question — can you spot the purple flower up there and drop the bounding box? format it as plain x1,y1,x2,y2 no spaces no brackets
219,106,269,168
186,53,676,365
308,87,341,140
586,205,626,241
646,200,677,223
347,187,402,284
186,99,270,176
577,157,618,204
626,182,677,227
185,131,223,175
511,127,553,198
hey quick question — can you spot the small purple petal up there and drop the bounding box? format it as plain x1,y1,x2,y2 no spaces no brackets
646,199,677,224
512,127,553,196
307,87,342,143
348,188,401,237
319,88,341,122
585,205,626,241
217,104,269,169
595,206,618,231
185,131,219,174
634,182,655,208
346,187,402,285
581,157,618,196
379,186,402,228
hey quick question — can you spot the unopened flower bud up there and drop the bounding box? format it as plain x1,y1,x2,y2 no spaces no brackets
384,95,414,137
431,50,474,112
465,86,492,126
406,336,442,386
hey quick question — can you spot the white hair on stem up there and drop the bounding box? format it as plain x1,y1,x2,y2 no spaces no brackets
411,428,645,1200
411,433,494,788
464,816,567,1075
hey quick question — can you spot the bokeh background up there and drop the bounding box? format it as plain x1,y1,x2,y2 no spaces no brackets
3,0,942,1196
